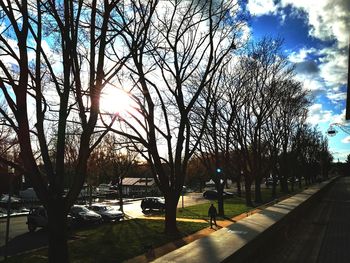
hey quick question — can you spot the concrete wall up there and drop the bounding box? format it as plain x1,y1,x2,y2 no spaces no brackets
152,177,338,263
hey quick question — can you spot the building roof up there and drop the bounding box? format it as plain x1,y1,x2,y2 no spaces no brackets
122,177,155,186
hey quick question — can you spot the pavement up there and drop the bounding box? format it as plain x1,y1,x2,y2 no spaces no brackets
124,209,262,263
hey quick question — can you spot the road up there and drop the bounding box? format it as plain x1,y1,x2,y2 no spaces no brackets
0,216,48,259
0,193,208,258
101,193,208,219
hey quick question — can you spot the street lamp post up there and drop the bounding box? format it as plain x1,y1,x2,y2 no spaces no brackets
326,123,350,136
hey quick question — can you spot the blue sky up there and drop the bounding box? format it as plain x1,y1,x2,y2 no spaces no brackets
243,0,350,161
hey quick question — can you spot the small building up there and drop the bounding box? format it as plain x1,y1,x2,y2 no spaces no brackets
121,177,160,197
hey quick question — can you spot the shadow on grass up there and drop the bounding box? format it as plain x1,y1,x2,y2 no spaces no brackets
177,207,210,223
141,210,165,217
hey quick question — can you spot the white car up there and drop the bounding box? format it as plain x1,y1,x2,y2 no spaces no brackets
88,204,124,222
70,205,102,225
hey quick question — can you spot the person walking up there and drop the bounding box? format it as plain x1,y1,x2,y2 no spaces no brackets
208,203,218,228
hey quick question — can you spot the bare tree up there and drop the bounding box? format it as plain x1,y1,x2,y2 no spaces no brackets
0,1,128,261
93,134,139,212
291,124,332,186
105,0,245,233
229,38,299,204
191,66,241,216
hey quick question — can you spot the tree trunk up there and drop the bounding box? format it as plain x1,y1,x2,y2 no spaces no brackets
281,176,289,193
236,174,241,197
254,177,262,204
47,198,69,263
271,172,278,199
164,192,180,234
271,181,277,199
244,179,253,207
199,179,203,192
217,184,224,216
88,185,93,207
118,181,124,213
278,172,289,193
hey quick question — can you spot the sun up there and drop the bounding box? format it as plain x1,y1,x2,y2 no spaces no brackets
100,86,135,116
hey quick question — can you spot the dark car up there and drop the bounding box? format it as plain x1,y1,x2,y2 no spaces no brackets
26,206,72,232
141,197,165,212
70,205,102,225
27,206,48,232
203,190,234,199
88,204,124,222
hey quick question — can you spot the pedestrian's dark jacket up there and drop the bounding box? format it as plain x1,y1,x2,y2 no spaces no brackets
208,205,217,217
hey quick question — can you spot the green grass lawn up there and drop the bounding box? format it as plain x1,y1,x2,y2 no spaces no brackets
177,197,248,220
177,181,307,220
5,219,207,263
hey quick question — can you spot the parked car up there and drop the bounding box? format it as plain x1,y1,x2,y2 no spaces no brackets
288,177,300,183
141,197,165,212
202,190,234,199
88,204,124,222
26,206,72,232
70,205,102,225
265,177,279,187
27,206,48,232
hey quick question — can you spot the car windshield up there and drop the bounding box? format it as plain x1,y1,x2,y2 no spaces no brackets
71,206,89,213
94,206,107,211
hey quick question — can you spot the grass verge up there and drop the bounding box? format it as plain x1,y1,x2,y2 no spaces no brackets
4,219,207,263
177,183,307,220
177,197,248,220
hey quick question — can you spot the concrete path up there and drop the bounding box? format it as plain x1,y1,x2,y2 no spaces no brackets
124,210,261,263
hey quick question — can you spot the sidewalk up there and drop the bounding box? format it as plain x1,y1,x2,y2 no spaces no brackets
125,209,262,263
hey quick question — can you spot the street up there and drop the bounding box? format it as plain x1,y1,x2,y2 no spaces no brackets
0,216,48,259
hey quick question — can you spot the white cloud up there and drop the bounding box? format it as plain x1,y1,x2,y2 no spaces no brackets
275,0,350,49
246,0,277,16
341,136,350,144
286,35,348,107
288,47,317,63
326,92,347,103
318,47,348,88
289,46,347,105
246,0,350,93
306,103,349,129
332,109,347,124
306,103,333,124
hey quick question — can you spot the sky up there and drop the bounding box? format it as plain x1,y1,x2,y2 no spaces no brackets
242,0,350,162
0,0,349,162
